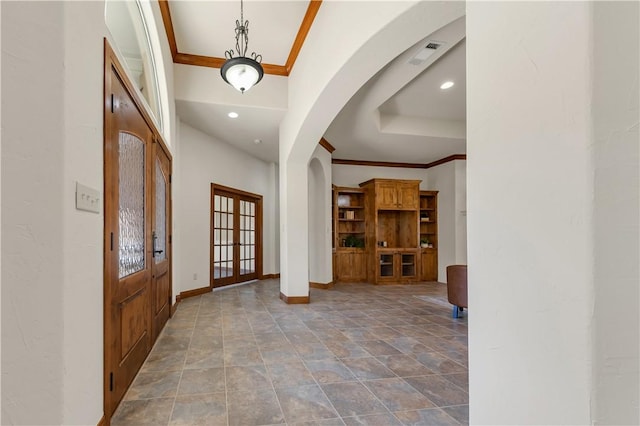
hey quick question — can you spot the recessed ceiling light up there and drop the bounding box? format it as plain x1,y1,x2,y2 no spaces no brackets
253,139,262,145
440,81,454,90
228,112,239,118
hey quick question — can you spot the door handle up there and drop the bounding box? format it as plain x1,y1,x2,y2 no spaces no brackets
152,231,163,258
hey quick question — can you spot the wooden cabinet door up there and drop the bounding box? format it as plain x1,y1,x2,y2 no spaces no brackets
399,251,417,281
376,182,398,209
421,249,438,281
352,251,367,280
336,250,366,281
397,182,419,210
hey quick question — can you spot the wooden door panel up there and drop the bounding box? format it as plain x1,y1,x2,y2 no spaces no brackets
151,144,172,342
105,69,153,413
120,290,149,359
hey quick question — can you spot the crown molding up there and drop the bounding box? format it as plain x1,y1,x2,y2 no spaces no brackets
332,154,466,169
158,0,322,77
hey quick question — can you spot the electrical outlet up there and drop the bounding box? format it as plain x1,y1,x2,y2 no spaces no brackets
193,273,197,281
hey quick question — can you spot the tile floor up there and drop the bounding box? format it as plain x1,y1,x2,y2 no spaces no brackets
112,279,468,425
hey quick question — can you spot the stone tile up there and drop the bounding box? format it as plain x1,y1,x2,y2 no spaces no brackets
304,358,357,384
291,418,346,426
362,378,434,412
177,367,225,395
124,370,181,400
184,347,224,369
227,388,285,426
254,331,289,346
375,355,435,377
275,384,339,423
394,408,459,425
341,357,396,380
285,330,321,344
226,365,271,391
358,340,403,356
326,341,371,359
321,382,388,417
368,327,405,340
442,405,468,424
189,335,224,351
153,334,192,353
267,360,316,388
260,344,301,364
442,350,468,368
441,372,468,390
294,342,335,361
414,352,466,374
384,337,435,355
340,328,380,341
342,413,403,426
404,375,469,407
111,397,174,426
170,392,227,425
141,349,187,372
224,345,263,366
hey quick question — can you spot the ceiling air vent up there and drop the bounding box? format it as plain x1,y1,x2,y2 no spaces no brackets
408,41,444,66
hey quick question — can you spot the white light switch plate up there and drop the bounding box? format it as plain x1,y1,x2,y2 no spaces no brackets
76,182,101,214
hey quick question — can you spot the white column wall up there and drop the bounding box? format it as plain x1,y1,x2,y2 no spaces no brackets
177,122,279,293
308,146,333,285
2,3,67,423
467,2,594,423
62,2,109,423
591,2,639,423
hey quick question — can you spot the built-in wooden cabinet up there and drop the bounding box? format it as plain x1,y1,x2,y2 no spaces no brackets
360,179,421,284
332,179,438,284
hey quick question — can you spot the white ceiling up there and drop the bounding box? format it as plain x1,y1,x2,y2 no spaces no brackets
170,2,467,165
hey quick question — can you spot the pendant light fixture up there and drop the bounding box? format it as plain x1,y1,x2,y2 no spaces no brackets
220,0,264,93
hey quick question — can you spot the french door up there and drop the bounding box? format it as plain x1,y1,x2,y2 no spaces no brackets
211,184,262,288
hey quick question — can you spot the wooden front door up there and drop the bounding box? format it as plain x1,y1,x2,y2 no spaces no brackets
104,63,153,416
211,184,262,288
151,142,172,342
103,41,172,420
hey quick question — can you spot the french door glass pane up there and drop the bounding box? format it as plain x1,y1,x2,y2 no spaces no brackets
239,199,256,275
118,132,145,278
213,194,235,280
154,158,166,263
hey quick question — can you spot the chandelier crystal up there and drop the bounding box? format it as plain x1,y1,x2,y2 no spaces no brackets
220,0,264,93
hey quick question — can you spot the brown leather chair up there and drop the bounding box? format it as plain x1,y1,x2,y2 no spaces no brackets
446,265,467,318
